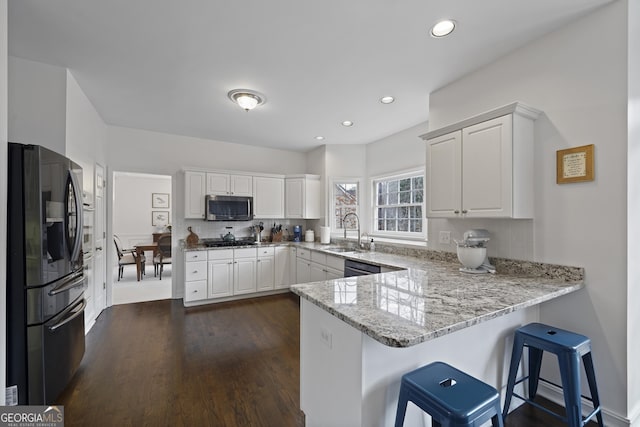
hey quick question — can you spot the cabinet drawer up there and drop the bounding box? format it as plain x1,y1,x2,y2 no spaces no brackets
311,250,326,265
208,249,234,260
235,247,257,259
257,246,275,258
185,251,206,262
325,254,344,272
296,248,311,260
185,261,207,281
184,280,207,302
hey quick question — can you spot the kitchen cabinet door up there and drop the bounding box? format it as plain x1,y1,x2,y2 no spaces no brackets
461,115,512,217
274,246,291,289
426,131,461,217
254,176,285,218
325,267,342,280
208,259,233,298
231,175,253,196
185,280,208,302
234,258,257,295
206,173,230,195
285,175,321,219
310,262,326,282
296,257,311,284
257,256,275,291
185,171,206,219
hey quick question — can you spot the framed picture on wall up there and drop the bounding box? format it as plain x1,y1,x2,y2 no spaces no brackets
152,211,170,227
152,193,170,208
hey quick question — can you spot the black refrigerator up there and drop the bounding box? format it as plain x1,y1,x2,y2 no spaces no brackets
6,142,87,405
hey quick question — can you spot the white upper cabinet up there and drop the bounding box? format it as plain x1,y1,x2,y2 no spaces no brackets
253,176,285,218
206,172,253,196
285,174,321,219
422,102,540,219
184,171,206,219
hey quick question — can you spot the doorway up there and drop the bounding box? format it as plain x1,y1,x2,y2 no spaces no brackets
111,171,172,304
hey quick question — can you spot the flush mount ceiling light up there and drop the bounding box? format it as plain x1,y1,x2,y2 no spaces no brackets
431,19,456,38
227,89,266,111
315,136,325,141
341,120,354,127
380,96,395,104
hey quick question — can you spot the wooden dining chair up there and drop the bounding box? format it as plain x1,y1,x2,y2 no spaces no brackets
114,235,145,280
154,235,172,280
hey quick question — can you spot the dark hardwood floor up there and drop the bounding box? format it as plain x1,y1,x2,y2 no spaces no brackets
58,293,592,426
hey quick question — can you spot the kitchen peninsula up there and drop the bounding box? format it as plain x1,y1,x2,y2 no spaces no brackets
290,249,583,427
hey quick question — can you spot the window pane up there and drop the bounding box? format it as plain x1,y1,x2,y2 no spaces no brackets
399,178,411,191
399,191,411,204
412,190,423,203
410,220,422,232
378,219,385,230
412,176,423,190
386,219,396,231
398,220,409,232
377,182,387,195
388,192,399,205
410,206,422,218
398,206,409,219
377,208,384,220
378,193,386,205
388,180,398,193
385,207,397,219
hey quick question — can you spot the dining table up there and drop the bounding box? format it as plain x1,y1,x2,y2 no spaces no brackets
134,242,158,281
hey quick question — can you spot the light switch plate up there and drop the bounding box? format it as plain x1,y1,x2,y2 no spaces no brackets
439,231,451,244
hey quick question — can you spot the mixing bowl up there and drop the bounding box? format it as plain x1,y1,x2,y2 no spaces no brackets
456,246,487,269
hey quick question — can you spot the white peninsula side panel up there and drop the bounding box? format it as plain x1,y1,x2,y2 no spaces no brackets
300,299,538,427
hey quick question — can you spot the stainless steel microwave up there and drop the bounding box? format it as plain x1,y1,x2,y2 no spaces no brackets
205,195,253,221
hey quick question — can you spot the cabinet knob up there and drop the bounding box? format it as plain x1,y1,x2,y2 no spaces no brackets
454,210,460,214
193,290,198,293
193,270,198,274
462,209,468,214
257,259,261,263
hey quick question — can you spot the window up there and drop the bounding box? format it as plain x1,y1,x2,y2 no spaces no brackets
373,171,424,236
332,181,359,230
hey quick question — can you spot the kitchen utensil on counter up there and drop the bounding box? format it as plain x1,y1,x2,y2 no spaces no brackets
221,227,236,242
186,226,199,248
293,225,302,242
305,229,315,242
320,226,331,244
456,229,495,274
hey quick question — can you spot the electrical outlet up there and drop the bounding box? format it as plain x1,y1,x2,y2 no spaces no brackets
439,231,451,245
320,327,333,349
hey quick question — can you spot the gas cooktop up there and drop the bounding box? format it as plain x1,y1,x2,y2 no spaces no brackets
201,239,257,248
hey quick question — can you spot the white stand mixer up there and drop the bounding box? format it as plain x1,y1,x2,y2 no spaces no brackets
455,229,496,274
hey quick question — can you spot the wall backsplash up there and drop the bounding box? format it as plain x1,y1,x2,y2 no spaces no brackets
175,218,311,243
427,218,534,261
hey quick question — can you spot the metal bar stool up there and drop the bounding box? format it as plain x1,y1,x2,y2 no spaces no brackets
502,323,604,427
395,361,503,427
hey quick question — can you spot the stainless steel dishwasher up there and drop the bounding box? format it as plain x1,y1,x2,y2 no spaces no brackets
344,259,381,277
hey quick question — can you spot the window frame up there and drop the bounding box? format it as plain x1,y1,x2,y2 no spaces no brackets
329,177,361,235
370,169,426,241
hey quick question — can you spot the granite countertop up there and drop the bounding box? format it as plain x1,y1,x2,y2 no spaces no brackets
288,243,584,348
184,240,584,348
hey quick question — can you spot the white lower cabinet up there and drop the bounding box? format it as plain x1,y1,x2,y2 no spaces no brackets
234,248,257,295
275,246,292,289
185,252,209,302
185,280,208,302
208,259,233,298
257,247,275,291
297,249,344,283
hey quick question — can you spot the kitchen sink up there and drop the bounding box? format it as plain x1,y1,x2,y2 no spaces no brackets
324,247,364,254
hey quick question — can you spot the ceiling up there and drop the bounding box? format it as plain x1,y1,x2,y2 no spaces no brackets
8,0,611,152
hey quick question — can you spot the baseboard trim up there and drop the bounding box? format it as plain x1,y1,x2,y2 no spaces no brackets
537,381,631,427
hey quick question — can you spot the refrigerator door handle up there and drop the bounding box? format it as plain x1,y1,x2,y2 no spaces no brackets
48,272,85,296
67,170,84,264
48,298,87,332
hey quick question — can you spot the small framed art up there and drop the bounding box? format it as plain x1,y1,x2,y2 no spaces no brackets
152,193,170,208
152,211,169,227
556,144,594,184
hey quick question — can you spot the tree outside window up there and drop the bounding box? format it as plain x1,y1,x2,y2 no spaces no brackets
373,173,424,236
333,182,358,230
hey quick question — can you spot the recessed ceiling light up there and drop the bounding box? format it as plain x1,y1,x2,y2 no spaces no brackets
431,20,456,38
227,89,266,111
380,96,395,104
315,136,325,141
342,120,354,127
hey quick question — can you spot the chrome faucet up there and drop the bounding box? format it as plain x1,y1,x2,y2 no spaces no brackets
342,212,362,248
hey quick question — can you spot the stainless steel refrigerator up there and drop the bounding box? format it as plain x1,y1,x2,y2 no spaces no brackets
6,142,87,405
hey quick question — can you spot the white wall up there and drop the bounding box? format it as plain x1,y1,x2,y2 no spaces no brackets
0,0,8,405
65,70,108,199
113,173,171,247
627,0,640,421
8,56,66,154
429,1,629,422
